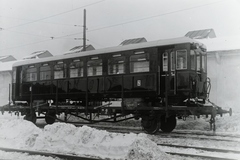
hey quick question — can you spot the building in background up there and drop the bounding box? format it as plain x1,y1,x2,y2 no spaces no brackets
23,50,53,59
0,55,17,62
199,36,240,110
65,45,95,55
0,61,17,105
119,37,147,46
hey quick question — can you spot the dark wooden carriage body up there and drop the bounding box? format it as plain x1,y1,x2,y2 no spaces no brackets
7,37,231,133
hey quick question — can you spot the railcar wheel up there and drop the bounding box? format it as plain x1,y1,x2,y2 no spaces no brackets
24,112,37,124
141,117,160,134
160,115,176,133
45,112,56,124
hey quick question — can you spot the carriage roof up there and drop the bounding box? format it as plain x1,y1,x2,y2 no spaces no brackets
13,37,204,67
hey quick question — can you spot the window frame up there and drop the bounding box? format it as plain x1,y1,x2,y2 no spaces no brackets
108,55,125,75
40,63,51,81
87,57,103,76
176,49,187,70
69,59,84,78
130,52,150,73
190,50,196,70
24,65,37,82
54,61,67,79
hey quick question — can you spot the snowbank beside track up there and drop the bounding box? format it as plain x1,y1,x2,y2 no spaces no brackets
0,114,170,160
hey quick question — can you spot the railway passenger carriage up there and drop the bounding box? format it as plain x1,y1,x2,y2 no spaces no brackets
9,37,231,134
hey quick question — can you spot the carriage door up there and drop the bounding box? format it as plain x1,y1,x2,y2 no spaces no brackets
161,49,176,95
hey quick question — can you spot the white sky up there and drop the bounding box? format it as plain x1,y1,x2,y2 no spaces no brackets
0,0,240,59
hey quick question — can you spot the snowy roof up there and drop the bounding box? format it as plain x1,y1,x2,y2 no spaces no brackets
23,50,52,59
0,55,10,60
0,55,16,62
64,45,95,55
185,29,216,39
13,37,203,67
119,37,147,46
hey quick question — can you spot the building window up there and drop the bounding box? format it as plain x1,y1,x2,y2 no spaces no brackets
54,62,66,79
108,56,125,75
40,63,51,80
70,59,84,78
24,65,37,82
176,50,187,70
87,58,102,76
130,52,149,73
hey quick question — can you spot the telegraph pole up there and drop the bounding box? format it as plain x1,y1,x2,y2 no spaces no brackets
83,9,86,51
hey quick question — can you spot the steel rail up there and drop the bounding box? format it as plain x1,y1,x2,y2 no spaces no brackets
156,132,238,142
0,147,101,160
158,143,240,154
165,152,238,160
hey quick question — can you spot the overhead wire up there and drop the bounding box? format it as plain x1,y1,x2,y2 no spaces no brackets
57,0,226,38
0,15,81,27
3,0,106,30
0,0,225,52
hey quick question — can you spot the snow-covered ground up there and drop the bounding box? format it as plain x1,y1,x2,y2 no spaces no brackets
0,112,240,159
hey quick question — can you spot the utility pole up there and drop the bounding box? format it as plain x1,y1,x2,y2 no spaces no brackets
83,9,86,51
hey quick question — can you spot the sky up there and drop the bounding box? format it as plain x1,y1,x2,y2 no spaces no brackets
0,0,240,59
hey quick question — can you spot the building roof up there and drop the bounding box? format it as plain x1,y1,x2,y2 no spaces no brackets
185,29,216,39
13,37,204,67
65,44,95,55
0,55,16,62
23,50,52,59
119,37,147,46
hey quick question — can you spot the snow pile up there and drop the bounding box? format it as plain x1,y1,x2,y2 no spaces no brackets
0,114,170,160
0,118,42,149
33,123,169,160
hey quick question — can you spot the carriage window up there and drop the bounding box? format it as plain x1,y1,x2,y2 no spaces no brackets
176,50,187,70
70,60,84,78
197,55,201,71
108,56,125,75
171,52,175,71
162,52,168,71
24,65,37,82
202,55,207,72
54,62,66,79
87,59,102,76
190,50,196,70
163,52,175,71
130,53,149,73
40,63,51,80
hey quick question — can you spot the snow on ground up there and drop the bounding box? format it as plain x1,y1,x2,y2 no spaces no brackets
0,150,61,160
0,111,240,159
0,113,170,160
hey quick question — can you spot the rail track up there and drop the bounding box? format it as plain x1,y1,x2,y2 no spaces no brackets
159,143,240,160
0,147,101,160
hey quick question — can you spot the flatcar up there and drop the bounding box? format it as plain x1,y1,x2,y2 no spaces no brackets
8,37,231,134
